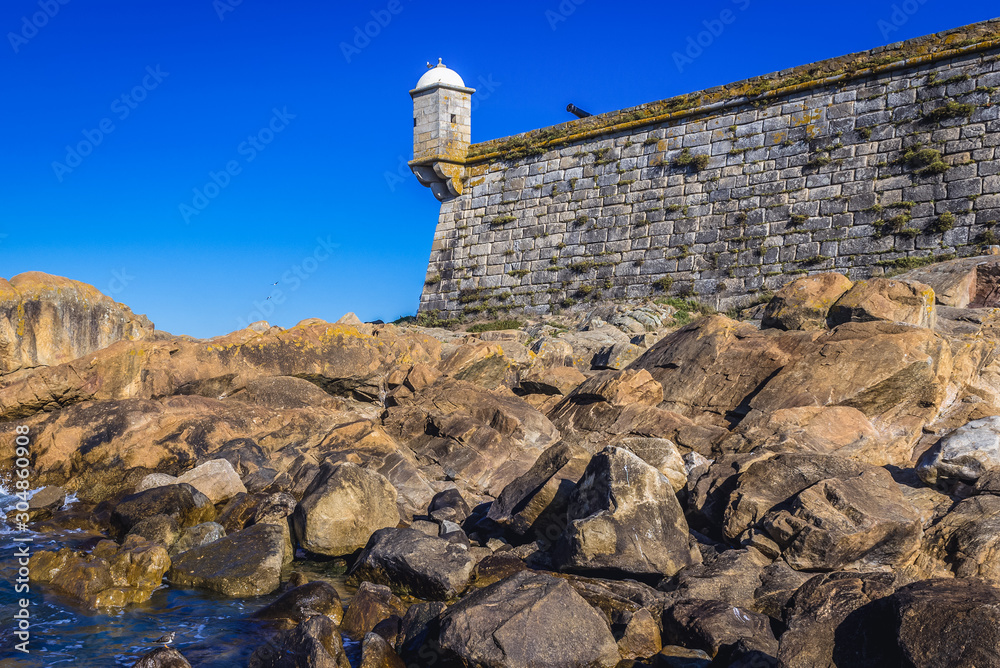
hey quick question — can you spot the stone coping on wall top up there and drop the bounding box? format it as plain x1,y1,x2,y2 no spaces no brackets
465,17,1000,165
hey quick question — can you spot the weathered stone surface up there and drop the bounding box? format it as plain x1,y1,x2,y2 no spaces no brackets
896,254,1000,308
559,446,698,578
762,272,853,331
132,648,193,668
126,514,181,549
615,436,687,492
383,377,560,497
292,462,399,557
437,341,528,390
168,522,225,558
487,441,590,541
550,367,727,456
0,319,439,423
517,364,586,396
359,632,406,668
168,523,284,597
919,494,1000,582
0,272,153,376
918,415,1000,486
888,578,1000,667
347,527,475,600
173,459,246,504
248,615,351,668
629,316,820,429
663,599,778,659
252,581,344,628
111,484,215,539
22,485,66,522
438,570,621,668
777,571,899,668
723,454,923,571
29,535,170,608
747,321,953,463
660,548,773,612
340,581,408,640
828,278,936,328
617,607,662,660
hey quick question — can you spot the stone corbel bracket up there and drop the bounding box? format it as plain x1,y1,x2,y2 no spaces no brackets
410,160,465,202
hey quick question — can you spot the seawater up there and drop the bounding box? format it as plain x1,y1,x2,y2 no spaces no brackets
0,486,361,667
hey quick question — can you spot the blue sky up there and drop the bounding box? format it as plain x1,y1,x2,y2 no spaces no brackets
2,0,997,337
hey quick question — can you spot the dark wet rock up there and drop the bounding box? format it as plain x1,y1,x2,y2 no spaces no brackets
111,484,215,539
347,527,475,600
888,578,1000,668
340,581,407,641
23,485,67,522
168,523,284,597
428,488,471,524
248,615,351,668
776,571,899,668
131,647,193,668
438,570,621,668
29,535,170,608
252,581,344,628
663,599,777,660
359,632,406,668
396,601,447,665
125,514,181,549
369,615,402,647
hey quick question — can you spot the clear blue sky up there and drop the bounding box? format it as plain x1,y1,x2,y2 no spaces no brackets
3,0,997,337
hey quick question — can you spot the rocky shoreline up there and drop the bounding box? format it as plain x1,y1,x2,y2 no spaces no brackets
7,256,1000,666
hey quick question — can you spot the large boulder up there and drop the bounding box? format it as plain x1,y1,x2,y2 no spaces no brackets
253,581,345,628
359,632,406,668
29,535,170,608
776,571,899,668
340,581,407,640
110,484,216,539
347,527,475,600
248,615,351,668
828,278,936,328
559,446,699,578
895,253,1000,308
920,495,1000,582
887,578,1000,667
0,271,153,376
168,523,285,597
628,316,820,429
724,454,923,572
663,599,778,661
292,462,399,557
762,272,853,331
438,570,621,668
918,416,1000,487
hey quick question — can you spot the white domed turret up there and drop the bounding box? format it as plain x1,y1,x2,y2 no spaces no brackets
415,58,466,90
409,58,476,202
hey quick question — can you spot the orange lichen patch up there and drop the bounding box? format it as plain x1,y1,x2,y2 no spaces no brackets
466,20,1000,164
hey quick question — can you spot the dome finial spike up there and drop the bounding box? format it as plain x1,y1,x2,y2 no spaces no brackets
437,57,444,67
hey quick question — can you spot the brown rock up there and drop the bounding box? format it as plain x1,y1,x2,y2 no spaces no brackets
895,253,1000,308
559,446,699,578
132,647,192,668
828,278,936,328
340,582,407,640
293,462,399,558
29,535,170,608
663,599,778,659
762,272,853,331
617,608,663,660
382,377,559,497
359,632,406,668
248,615,351,668
0,272,153,376
777,571,899,668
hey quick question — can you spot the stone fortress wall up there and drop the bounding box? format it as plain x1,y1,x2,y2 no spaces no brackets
412,19,1000,321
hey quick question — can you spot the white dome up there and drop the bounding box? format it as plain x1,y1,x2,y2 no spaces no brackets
415,59,465,89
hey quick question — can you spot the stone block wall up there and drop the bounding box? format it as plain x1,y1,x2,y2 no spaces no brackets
418,20,1000,320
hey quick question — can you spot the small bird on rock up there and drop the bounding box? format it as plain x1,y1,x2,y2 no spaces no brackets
154,632,175,645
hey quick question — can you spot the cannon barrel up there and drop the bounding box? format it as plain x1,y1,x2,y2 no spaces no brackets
566,104,592,118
